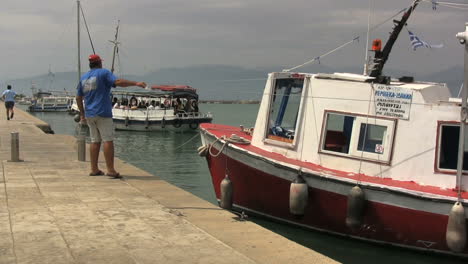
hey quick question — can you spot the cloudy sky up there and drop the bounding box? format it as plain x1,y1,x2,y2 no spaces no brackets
0,0,466,80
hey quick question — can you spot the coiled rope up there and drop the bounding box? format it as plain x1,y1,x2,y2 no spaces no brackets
207,134,251,157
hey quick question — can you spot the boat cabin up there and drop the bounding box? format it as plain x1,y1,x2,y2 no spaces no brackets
251,71,463,190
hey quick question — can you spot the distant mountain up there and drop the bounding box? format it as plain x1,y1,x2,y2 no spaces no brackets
3,64,463,99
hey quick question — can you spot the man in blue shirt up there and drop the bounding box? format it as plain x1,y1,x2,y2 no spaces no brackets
2,85,16,120
76,54,146,178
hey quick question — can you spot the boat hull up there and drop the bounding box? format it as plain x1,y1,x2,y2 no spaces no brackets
114,117,212,131
201,131,468,257
27,106,71,112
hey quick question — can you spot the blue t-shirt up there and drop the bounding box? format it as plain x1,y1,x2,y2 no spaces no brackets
76,68,117,118
2,90,16,102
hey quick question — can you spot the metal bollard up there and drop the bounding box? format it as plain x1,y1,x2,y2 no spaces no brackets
10,132,21,162
76,122,88,162
77,135,86,161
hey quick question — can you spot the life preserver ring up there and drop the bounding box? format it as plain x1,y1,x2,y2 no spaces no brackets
189,121,199,130
164,99,171,107
173,118,182,128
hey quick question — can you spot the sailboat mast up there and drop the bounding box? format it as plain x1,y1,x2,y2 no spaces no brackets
77,0,81,82
110,20,120,74
369,0,420,79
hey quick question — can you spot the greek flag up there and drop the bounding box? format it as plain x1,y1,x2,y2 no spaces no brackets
408,30,443,50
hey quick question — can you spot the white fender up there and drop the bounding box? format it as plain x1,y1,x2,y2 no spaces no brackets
446,202,467,252
289,175,308,216
346,185,366,230
197,145,209,157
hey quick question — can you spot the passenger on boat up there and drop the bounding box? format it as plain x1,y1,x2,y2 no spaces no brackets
137,101,146,109
175,98,184,112
119,98,128,109
192,100,199,113
128,97,138,110
147,100,156,110
112,97,119,108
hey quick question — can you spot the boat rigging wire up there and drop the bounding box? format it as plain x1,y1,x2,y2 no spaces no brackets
79,4,96,54
283,7,407,72
422,0,468,10
363,0,374,75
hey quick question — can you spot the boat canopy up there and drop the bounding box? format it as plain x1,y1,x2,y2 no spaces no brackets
112,85,198,99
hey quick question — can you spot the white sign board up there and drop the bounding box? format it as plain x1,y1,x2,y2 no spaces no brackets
374,85,413,120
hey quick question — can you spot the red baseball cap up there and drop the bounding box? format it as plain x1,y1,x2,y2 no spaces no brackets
88,54,103,62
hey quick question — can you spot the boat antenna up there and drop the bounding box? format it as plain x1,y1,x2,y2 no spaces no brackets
369,0,421,81
109,20,120,73
79,2,96,55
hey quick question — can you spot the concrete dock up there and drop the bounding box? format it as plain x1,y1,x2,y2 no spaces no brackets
0,107,338,264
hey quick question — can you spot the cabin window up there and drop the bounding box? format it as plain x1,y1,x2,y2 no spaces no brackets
265,78,304,144
438,124,468,171
357,124,387,154
321,111,396,163
323,113,355,153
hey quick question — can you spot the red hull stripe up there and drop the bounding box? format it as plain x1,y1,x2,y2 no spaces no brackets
200,123,468,200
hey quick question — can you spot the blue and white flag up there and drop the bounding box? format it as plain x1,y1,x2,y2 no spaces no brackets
408,30,444,51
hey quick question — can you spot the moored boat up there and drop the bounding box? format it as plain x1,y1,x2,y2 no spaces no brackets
111,85,213,131
199,1,468,257
28,91,74,112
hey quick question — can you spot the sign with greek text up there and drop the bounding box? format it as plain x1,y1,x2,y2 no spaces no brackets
374,85,413,120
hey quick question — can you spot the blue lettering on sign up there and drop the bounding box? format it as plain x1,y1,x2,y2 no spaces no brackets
375,91,396,97
396,93,412,99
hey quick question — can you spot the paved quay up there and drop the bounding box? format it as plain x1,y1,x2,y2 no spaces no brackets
0,107,338,264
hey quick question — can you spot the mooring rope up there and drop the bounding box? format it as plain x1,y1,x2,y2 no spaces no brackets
208,134,251,157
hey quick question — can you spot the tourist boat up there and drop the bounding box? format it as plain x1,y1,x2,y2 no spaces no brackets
28,91,74,112
199,1,468,257
111,85,213,131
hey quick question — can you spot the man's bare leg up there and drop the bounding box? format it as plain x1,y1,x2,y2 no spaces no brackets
103,141,118,175
90,142,101,174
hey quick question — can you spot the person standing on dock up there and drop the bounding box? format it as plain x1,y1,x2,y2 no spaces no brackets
2,85,16,120
76,54,147,178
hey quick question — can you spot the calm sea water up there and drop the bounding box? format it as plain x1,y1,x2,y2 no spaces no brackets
23,104,464,264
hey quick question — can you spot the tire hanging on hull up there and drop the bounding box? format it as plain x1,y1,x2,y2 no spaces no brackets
446,202,467,252
289,174,308,216
346,185,366,230
189,121,199,129
173,118,182,128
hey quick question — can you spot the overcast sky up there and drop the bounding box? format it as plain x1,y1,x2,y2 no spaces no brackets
0,0,466,80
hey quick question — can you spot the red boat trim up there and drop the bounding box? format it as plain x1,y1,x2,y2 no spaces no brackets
200,123,468,200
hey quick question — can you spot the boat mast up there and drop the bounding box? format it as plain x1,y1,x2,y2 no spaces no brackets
369,0,420,80
77,0,81,83
110,20,120,74
455,23,468,197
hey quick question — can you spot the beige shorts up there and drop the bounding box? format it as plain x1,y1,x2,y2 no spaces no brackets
86,117,114,143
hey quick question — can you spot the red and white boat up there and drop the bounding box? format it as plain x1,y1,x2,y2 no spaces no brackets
199,1,468,257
